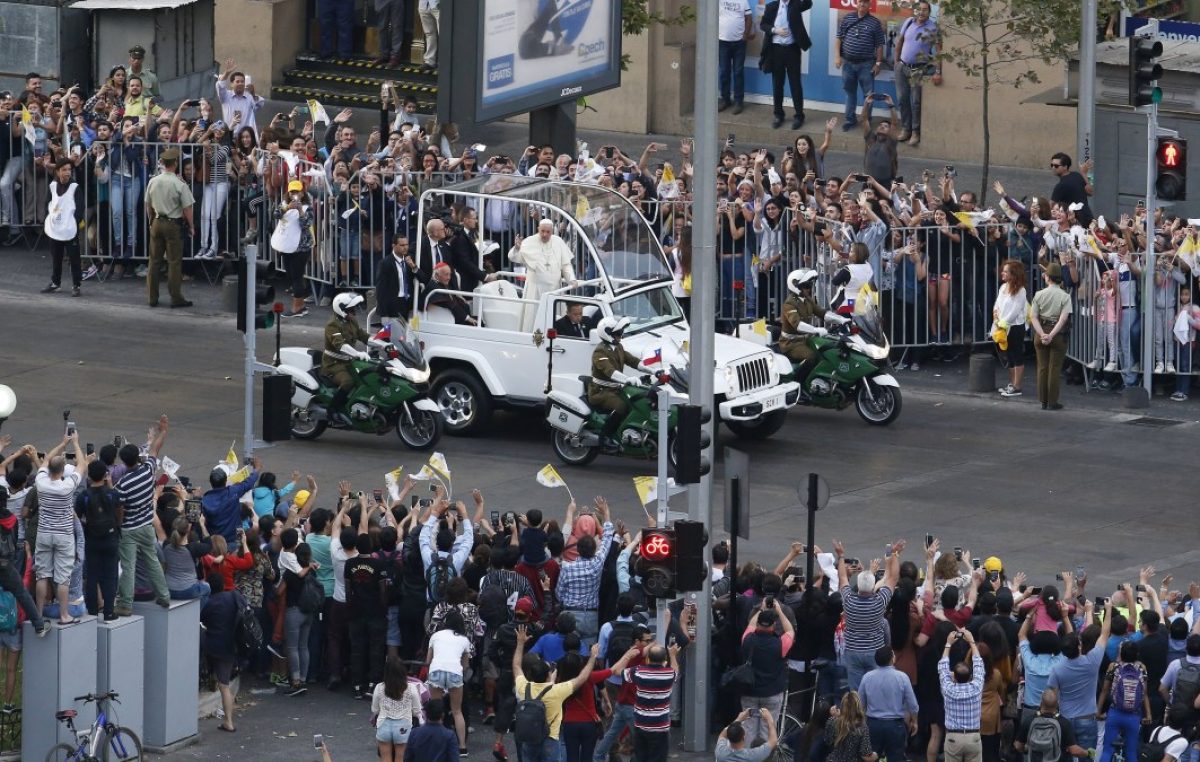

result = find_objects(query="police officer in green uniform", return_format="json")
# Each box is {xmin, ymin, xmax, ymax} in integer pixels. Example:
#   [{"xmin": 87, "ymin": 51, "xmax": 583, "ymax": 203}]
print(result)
[
  {"xmin": 778, "ymin": 269, "xmax": 848, "ymax": 383},
  {"xmin": 589, "ymin": 316, "xmax": 652, "ymax": 449},
  {"xmin": 143, "ymin": 148, "xmax": 195, "ymax": 307},
  {"xmin": 1030, "ymin": 262, "xmax": 1072, "ymax": 410},
  {"xmin": 322, "ymin": 292, "xmax": 371, "ymax": 423}
]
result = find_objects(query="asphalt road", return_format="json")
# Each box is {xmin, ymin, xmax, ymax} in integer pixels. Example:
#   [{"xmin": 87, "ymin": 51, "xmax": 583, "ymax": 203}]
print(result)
[{"xmin": 3, "ymin": 252, "xmax": 1199, "ymax": 761}]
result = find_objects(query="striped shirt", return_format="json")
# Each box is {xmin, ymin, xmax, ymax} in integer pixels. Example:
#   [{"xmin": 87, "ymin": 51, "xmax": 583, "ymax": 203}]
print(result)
[
  {"xmin": 624, "ymin": 664, "xmax": 677, "ymax": 732},
  {"xmin": 939, "ymin": 654, "xmax": 985, "ymax": 731},
  {"xmin": 35, "ymin": 465, "xmax": 81, "ymax": 535},
  {"xmin": 116, "ymin": 455, "xmax": 159, "ymax": 530},
  {"xmin": 839, "ymin": 584, "xmax": 893, "ymax": 652},
  {"xmin": 837, "ymin": 12, "xmax": 885, "ymax": 62}
]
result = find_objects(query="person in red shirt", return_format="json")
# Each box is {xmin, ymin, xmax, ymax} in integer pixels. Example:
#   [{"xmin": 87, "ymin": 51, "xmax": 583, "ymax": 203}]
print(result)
[
  {"xmin": 202, "ymin": 530, "xmax": 255, "ymax": 591},
  {"xmin": 916, "ymin": 573, "xmax": 981, "ymax": 647},
  {"xmin": 558, "ymin": 644, "xmax": 640, "ymax": 762}
]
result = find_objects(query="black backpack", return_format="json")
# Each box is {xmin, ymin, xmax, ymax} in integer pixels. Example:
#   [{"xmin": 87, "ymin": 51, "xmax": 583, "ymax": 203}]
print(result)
[
  {"xmin": 77, "ymin": 488, "xmax": 118, "ymax": 539},
  {"xmin": 605, "ymin": 620, "xmax": 636, "ymax": 667},
  {"xmin": 1168, "ymin": 661, "xmax": 1200, "ymax": 721},
  {"xmin": 375, "ymin": 549, "xmax": 403, "ymax": 606},
  {"xmin": 234, "ymin": 592, "xmax": 264, "ymax": 657},
  {"xmin": 298, "ymin": 572, "xmax": 326, "ymax": 615},
  {"xmin": 479, "ymin": 572, "xmax": 516, "ymax": 630},
  {"xmin": 1138, "ymin": 727, "xmax": 1181, "ymax": 762},
  {"xmin": 513, "ymin": 683, "xmax": 553, "ymax": 745},
  {"xmin": 0, "ymin": 513, "xmax": 17, "ymax": 565},
  {"xmin": 426, "ymin": 555, "xmax": 457, "ymax": 604}
]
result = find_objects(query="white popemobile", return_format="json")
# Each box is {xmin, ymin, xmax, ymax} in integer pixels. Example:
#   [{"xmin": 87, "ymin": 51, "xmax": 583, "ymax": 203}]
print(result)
[{"xmin": 404, "ymin": 176, "xmax": 801, "ymax": 440}]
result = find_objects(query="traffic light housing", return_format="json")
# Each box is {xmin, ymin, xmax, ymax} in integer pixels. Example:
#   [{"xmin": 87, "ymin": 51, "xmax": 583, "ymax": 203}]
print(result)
[
  {"xmin": 237, "ymin": 258, "xmax": 278, "ymax": 332},
  {"xmin": 675, "ymin": 404, "xmax": 711, "ymax": 484},
  {"xmin": 1156, "ymin": 137, "xmax": 1187, "ymax": 202},
  {"xmin": 1129, "ymin": 33, "xmax": 1164, "ymax": 107},
  {"xmin": 673, "ymin": 520, "xmax": 709, "ymax": 592},
  {"xmin": 637, "ymin": 528, "xmax": 676, "ymax": 599}
]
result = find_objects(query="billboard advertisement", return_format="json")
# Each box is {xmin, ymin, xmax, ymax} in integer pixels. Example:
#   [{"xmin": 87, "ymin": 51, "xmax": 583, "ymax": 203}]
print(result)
[{"xmin": 477, "ymin": 0, "xmax": 622, "ymax": 122}]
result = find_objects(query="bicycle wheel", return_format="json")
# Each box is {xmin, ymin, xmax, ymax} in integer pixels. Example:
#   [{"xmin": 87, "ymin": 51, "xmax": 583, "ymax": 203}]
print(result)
[
  {"xmin": 102, "ymin": 726, "xmax": 143, "ymax": 761},
  {"xmin": 773, "ymin": 712, "xmax": 805, "ymax": 762},
  {"xmin": 44, "ymin": 742, "xmax": 78, "ymax": 762}
]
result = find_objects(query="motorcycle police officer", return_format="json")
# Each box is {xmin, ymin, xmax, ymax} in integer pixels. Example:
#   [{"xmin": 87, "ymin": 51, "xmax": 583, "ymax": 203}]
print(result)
[
  {"xmin": 589, "ymin": 316, "xmax": 652, "ymax": 450},
  {"xmin": 779, "ymin": 269, "xmax": 847, "ymax": 383},
  {"xmin": 323, "ymin": 292, "xmax": 371, "ymax": 423}
]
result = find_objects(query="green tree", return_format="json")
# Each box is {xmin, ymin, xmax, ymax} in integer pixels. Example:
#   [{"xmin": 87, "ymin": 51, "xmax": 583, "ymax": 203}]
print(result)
[
  {"xmin": 935, "ymin": 0, "xmax": 1105, "ymax": 198},
  {"xmin": 619, "ymin": 0, "xmax": 695, "ymax": 70}
]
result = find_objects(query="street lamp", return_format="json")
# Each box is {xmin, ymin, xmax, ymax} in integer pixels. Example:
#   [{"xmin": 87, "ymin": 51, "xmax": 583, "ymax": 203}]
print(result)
[{"xmin": 0, "ymin": 385, "xmax": 15, "ymax": 431}]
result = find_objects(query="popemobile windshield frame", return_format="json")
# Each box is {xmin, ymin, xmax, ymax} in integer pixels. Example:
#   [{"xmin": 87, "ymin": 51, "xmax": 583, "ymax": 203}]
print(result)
[{"xmin": 414, "ymin": 175, "xmax": 677, "ymax": 305}]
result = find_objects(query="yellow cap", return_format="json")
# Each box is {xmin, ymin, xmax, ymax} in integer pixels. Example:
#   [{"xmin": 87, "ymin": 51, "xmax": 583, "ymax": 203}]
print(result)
[
  {"xmin": 984, "ymin": 556, "xmax": 1003, "ymax": 573},
  {"xmin": 287, "ymin": 180, "xmax": 304, "ymax": 193},
  {"xmin": 294, "ymin": 489, "xmax": 311, "ymax": 508}
]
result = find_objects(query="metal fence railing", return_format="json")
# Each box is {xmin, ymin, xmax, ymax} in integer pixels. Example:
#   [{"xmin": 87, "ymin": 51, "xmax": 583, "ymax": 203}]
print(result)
[{"xmin": 7, "ymin": 139, "xmax": 1187, "ymax": 374}]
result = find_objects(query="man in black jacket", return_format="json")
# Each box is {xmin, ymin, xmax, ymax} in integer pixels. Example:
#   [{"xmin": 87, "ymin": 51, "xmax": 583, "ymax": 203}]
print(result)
[
  {"xmin": 448, "ymin": 207, "xmax": 497, "ymax": 293},
  {"xmin": 760, "ymin": 0, "xmax": 814, "ymax": 129},
  {"xmin": 374, "ymin": 236, "xmax": 415, "ymax": 326}
]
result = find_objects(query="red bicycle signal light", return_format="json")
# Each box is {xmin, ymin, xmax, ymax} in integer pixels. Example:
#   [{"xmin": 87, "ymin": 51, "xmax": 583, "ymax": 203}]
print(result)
[{"xmin": 640, "ymin": 531, "xmax": 673, "ymax": 561}]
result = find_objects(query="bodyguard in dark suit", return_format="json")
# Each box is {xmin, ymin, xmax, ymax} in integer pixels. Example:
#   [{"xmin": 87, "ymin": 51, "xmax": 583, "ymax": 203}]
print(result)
[
  {"xmin": 448, "ymin": 207, "xmax": 493, "ymax": 293},
  {"xmin": 416, "ymin": 217, "xmax": 451, "ymax": 280},
  {"xmin": 374, "ymin": 236, "xmax": 415, "ymax": 324},
  {"xmin": 760, "ymin": 0, "xmax": 814, "ymax": 129}
]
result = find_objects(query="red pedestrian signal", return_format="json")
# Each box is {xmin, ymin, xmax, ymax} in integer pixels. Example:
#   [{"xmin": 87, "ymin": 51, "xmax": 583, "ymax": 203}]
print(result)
[{"xmin": 1156, "ymin": 137, "xmax": 1187, "ymax": 202}]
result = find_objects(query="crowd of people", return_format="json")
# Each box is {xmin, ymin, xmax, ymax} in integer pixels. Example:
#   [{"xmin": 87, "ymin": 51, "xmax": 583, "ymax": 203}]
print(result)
[
  {"xmin": 3, "ymin": 32, "xmax": 1198, "ymax": 409},
  {"xmin": 1, "ymin": 420, "xmax": 1199, "ymax": 762}
]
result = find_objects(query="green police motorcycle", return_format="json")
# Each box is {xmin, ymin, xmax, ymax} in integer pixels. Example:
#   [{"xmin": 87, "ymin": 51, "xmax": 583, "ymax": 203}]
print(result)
[
  {"xmin": 545, "ymin": 368, "xmax": 684, "ymax": 468},
  {"xmin": 781, "ymin": 299, "xmax": 903, "ymax": 425}
]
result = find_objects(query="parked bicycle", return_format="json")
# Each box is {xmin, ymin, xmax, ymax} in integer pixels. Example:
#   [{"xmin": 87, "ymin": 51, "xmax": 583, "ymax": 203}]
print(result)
[{"xmin": 44, "ymin": 691, "xmax": 142, "ymax": 762}]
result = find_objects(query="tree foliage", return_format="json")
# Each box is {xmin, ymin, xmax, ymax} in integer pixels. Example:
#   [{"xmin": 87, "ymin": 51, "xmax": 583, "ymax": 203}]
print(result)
[
  {"xmin": 932, "ymin": 0, "xmax": 1122, "ymax": 197},
  {"xmin": 618, "ymin": 0, "xmax": 695, "ymax": 69}
]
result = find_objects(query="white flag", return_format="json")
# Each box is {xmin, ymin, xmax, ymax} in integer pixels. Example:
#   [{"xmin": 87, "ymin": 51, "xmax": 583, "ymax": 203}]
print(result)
[{"xmin": 307, "ymin": 98, "xmax": 330, "ymax": 126}]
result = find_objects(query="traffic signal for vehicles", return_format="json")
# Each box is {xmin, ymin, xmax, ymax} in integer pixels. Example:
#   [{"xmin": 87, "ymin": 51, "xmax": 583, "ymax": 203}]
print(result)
[
  {"xmin": 1128, "ymin": 33, "xmax": 1164, "ymax": 107},
  {"xmin": 637, "ymin": 528, "xmax": 677, "ymax": 599},
  {"xmin": 673, "ymin": 520, "xmax": 709, "ymax": 592},
  {"xmin": 675, "ymin": 404, "xmax": 711, "ymax": 484},
  {"xmin": 1156, "ymin": 137, "xmax": 1187, "ymax": 202},
  {"xmin": 237, "ymin": 259, "xmax": 279, "ymax": 332}
]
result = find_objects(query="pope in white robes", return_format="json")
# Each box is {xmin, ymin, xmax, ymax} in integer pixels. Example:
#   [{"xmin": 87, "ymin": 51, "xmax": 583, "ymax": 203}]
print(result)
[{"xmin": 510, "ymin": 218, "xmax": 577, "ymax": 331}]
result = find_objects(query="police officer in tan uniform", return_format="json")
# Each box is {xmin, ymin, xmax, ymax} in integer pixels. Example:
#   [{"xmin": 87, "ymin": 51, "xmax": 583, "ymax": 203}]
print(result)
[
  {"xmin": 1030, "ymin": 262, "xmax": 1072, "ymax": 410},
  {"xmin": 143, "ymin": 148, "xmax": 195, "ymax": 307},
  {"xmin": 589, "ymin": 316, "xmax": 652, "ymax": 449},
  {"xmin": 779, "ymin": 269, "xmax": 848, "ymax": 383},
  {"xmin": 322, "ymin": 292, "xmax": 371, "ymax": 424}
]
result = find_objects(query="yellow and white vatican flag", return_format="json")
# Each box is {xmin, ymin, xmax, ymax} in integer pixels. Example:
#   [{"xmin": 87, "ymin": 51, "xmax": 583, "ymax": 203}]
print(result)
[
  {"xmin": 307, "ymin": 98, "xmax": 330, "ymax": 126},
  {"xmin": 535, "ymin": 464, "xmax": 573, "ymax": 501},
  {"xmin": 384, "ymin": 465, "xmax": 405, "ymax": 503}
]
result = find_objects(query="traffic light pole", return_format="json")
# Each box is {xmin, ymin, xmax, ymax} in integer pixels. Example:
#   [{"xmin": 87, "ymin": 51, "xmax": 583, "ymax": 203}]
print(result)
[
  {"xmin": 1142, "ymin": 105, "xmax": 1159, "ymax": 396},
  {"xmin": 1077, "ymin": 0, "xmax": 1097, "ymax": 165},
  {"xmin": 655, "ymin": 385, "xmax": 671, "ymax": 645},
  {"xmin": 684, "ymin": 0, "xmax": 718, "ymax": 751}
]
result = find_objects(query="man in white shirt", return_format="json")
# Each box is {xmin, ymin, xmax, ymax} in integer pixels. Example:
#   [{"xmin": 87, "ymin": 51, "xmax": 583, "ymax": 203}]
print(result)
[
  {"xmin": 34, "ymin": 434, "xmax": 84, "ymax": 622},
  {"xmin": 215, "ymin": 57, "xmax": 264, "ymax": 136},
  {"xmin": 718, "ymin": 0, "xmax": 755, "ymax": 114}
]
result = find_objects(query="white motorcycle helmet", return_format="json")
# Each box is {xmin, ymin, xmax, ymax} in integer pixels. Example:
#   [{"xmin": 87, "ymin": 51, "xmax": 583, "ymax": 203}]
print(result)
[
  {"xmin": 787, "ymin": 268, "xmax": 820, "ymax": 296},
  {"xmin": 596, "ymin": 316, "xmax": 631, "ymax": 344},
  {"xmin": 332, "ymin": 292, "xmax": 364, "ymax": 318}
]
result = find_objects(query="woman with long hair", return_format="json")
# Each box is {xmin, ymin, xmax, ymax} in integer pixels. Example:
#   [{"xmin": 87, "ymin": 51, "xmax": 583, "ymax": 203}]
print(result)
[
  {"xmin": 888, "ymin": 577, "xmax": 922, "ymax": 682},
  {"xmin": 197, "ymin": 119, "xmax": 233, "ymax": 259},
  {"xmin": 425, "ymin": 609, "xmax": 472, "ymax": 755},
  {"xmin": 280, "ymin": 542, "xmax": 317, "ymax": 696},
  {"xmin": 917, "ymin": 620, "xmax": 959, "ymax": 762},
  {"xmin": 272, "ymin": 182, "xmax": 315, "ymax": 318},
  {"xmin": 159, "ymin": 515, "xmax": 212, "ymax": 607},
  {"xmin": 1018, "ymin": 583, "xmax": 1075, "ymax": 633},
  {"xmin": 993, "ymin": 258, "xmax": 1030, "ymax": 396},
  {"xmin": 823, "ymin": 691, "xmax": 878, "ymax": 762},
  {"xmin": 754, "ymin": 197, "xmax": 789, "ymax": 319},
  {"xmin": 371, "ymin": 656, "xmax": 422, "ymax": 762},
  {"xmin": 976, "ymin": 642, "xmax": 1007, "ymax": 762}
]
